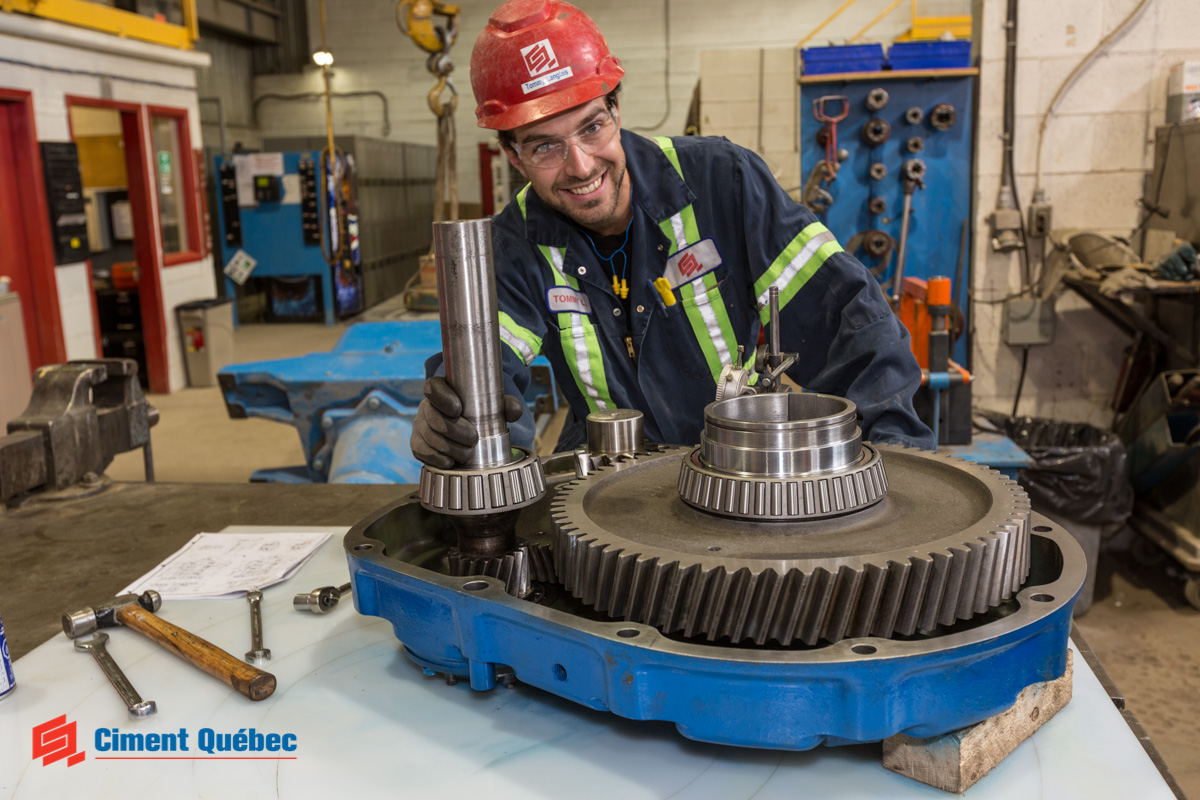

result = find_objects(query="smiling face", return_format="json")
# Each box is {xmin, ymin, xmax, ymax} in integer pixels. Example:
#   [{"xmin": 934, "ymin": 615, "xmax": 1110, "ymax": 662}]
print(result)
[{"xmin": 504, "ymin": 99, "xmax": 633, "ymax": 236}]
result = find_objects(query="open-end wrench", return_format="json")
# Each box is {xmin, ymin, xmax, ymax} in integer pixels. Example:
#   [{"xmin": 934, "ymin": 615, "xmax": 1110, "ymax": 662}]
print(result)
[
  {"xmin": 74, "ymin": 633, "xmax": 157, "ymax": 720},
  {"xmin": 245, "ymin": 590, "xmax": 270, "ymax": 665},
  {"xmin": 293, "ymin": 582, "xmax": 352, "ymax": 614}
]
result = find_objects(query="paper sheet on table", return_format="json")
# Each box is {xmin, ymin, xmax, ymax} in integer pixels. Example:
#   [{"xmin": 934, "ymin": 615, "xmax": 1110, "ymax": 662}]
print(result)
[{"xmin": 120, "ymin": 531, "xmax": 331, "ymax": 599}]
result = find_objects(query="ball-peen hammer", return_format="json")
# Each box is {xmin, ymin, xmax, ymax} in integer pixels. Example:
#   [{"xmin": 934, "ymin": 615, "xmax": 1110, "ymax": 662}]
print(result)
[{"xmin": 62, "ymin": 590, "xmax": 276, "ymax": 701}]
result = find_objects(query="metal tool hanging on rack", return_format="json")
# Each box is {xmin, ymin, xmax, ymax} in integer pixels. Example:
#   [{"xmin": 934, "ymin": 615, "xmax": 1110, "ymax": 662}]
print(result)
[
  {"xmin": 803, "ymin": 95, "xmax": 850, "ymax": 213},
  {"xmin": 890, "ymin": 158, "xmax": 927, "ymax": 305}
]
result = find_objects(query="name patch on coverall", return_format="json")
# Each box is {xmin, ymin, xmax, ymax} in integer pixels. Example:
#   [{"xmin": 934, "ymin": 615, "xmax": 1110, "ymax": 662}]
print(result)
[
  {"xmin": 662, "ymin": 238, "xmax": 723, "ymax": 288},
  {"xmin": 546, "ymin": 286, "xmax": 593, "ymax": 315}
]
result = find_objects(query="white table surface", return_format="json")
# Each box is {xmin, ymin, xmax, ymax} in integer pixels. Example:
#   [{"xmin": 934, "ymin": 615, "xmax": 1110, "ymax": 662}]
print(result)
[{"xmin": 0, "ymin": 526, "xmax": 1176, "ymax": 800}]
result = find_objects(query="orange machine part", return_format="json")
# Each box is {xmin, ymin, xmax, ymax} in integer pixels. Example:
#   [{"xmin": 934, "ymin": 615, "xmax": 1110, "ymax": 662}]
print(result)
[
  {"xmin": 927, "ymin": 275, "xmax": 951, "ymax": 306},
  {"xmin": 898, "ymin": 277, "xmax": 931, "ymax": 370}
]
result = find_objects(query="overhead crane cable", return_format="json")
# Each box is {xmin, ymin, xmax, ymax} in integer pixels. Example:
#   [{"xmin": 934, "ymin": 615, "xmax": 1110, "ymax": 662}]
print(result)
[
  {"xmin": 399, "ymin": 0, "xmax": 462, "ymax": 224},
  {"xmin": 316, "ymin": 0, "xmax": 349, "ymax": 269}
]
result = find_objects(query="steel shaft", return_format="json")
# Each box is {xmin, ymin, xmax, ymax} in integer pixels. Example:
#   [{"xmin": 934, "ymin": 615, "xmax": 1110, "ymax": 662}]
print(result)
[{"xmin": 434, "ymin": 219, "xmax": 513, "ymax": 469}]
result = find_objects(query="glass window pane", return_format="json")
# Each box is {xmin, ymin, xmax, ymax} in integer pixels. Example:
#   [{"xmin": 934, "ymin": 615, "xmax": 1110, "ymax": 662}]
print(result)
[{"xmin": 151, "ymin": 115, "xmax": 188, "ymax": 253}]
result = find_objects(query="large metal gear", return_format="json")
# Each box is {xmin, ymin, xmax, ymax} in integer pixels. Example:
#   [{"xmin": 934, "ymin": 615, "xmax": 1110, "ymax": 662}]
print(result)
[{"xmin": 551, "ymin": 445, "xmax": 1031, "ymax": 646}]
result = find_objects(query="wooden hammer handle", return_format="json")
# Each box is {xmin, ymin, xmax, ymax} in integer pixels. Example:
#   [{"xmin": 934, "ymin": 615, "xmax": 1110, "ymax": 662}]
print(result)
[{"xmin": 116, "ymin": 605, "xmax": 277, "ymax": 701}]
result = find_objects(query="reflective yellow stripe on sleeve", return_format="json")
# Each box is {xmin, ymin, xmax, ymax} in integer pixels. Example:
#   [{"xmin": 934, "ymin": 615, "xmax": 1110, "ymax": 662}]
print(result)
[{"xmin": 753, "ymin": 221, "xmax": 842, "ymax": 327}]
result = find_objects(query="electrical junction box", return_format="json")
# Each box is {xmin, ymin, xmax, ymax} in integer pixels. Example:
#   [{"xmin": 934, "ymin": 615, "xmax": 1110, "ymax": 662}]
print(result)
[
  {"xmin": 253, "ymin": 174, "xmax": 282, "ymax": 203},
  {"xmin": 1167, "ymin": 61, "xmax": 1200, "ymax": 124},
  {"xmin": 1004, "ymin": 298, "xmax": 1056, "ymax": 346}
]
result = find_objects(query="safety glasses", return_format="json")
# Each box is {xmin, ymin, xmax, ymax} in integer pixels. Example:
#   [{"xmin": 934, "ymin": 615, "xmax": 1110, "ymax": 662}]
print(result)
[{"xmin": 512, "ymin": 109, "xmax": 620, "ymax": 169}]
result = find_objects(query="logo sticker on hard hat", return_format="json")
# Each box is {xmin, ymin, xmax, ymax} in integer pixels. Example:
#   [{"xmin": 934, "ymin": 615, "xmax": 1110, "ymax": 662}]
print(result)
[
  {"xmin": 520, "ymin": 39, "xmax": 574, "ymax": 95},
  {"xmin": 521, "ymin": 39, "xmax": 559, "ymax": 76}
]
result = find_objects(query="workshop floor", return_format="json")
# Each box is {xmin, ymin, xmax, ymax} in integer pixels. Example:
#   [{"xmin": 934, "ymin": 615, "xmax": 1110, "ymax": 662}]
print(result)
[{"xmin": 57, "ymin": 323, "xmax": 1200, "ymax": 796}]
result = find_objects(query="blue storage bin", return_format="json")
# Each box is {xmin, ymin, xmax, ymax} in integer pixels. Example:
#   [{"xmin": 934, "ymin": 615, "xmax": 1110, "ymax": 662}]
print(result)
[
  {"xmin": 888, "ymin": 40, "xmax": 972, "ymax": 70},
  {"xmin": 801, "ymin": 43, "xmax": 885, "ymax": 75}
]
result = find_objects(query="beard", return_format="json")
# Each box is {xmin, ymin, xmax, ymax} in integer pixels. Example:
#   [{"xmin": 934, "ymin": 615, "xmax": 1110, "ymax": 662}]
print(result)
[{"xmin": 541, "ymin": 158, "xmax": 628, "ymax": 236}]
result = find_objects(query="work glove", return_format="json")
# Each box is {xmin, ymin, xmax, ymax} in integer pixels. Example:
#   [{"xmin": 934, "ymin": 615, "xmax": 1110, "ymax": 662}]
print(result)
[
  {"xmin": 1156, "ymin": 242, "xmax": 1197, "ymax": 281},
  {"xmin": 410, "ymin": 376, "xmax": 525, "ymax": 469}
]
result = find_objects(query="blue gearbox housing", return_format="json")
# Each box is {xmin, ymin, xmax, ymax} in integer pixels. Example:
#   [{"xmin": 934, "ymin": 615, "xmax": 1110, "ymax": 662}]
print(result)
[{"xmin": 344, "ymin": 446, "xmax": 1085, "ymax": 750}]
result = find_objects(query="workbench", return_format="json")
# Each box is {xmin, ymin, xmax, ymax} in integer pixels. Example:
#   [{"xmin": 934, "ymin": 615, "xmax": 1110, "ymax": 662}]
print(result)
[{"xmin": 0, "ymin": 482, "xmax": 1181, "ymax": 799}]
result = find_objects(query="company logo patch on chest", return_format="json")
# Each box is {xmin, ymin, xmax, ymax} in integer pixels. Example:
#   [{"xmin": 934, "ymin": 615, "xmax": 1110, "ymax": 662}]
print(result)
[
  {"xmin": 662, "ymin": 238, "xmax": 723, "ymax": 288},
  {"xmin": 546, "ymin": 286, "xmax": 593, "ymax": 315}
]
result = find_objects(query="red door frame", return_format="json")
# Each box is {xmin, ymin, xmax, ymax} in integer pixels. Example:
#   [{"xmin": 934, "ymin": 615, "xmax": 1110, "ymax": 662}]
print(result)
[
  {"xmin": 66, "ymin": 95, "xmax": 170, "ymax": 394},
  {"xmin": 146, "ymin": 104, "xmax": 203, "ymax": 266},
  {"xmin": 0, "ymin": 88, "xmax": 67, "ymax": 369}
]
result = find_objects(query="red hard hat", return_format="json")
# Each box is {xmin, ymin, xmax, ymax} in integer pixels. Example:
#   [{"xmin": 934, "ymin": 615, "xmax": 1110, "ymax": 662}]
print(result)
[{"xmin": 470, "ymin": 0, "xmax": 624, "ymax": 131}]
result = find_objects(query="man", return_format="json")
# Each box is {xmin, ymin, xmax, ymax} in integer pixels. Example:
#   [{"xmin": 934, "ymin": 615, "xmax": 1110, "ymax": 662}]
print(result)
[{"xmin": 412, "ymin": 0, "xmax": 932, "ymax": 469}]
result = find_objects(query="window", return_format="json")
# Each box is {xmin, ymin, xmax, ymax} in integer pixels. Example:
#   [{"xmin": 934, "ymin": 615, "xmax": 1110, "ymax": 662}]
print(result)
[{"xmin": 148, "ymin": 107, "xmax": 200, "ymax": 263}]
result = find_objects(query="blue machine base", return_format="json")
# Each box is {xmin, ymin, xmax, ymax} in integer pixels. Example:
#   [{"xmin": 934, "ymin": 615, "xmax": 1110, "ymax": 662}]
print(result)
[{"xmin": 345, "ymin": 498, "xmax": 1085, "ymax": 751}]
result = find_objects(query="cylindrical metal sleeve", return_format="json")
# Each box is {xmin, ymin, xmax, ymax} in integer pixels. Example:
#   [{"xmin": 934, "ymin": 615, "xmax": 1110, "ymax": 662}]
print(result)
[
  {"xmin": 700, "ymin": 393, "xmax": 862, "ymax": 477},
  {"xmin": 433, "ymin": 219, "xmax": 513, "ymax": 469},
  {"xmin": 587, "ymin": 409, "xmax": 645, "ymax": 457}
]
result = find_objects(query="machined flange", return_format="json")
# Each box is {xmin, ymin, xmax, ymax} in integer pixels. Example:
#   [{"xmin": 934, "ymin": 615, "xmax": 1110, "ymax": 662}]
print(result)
[
  {"xmin": 551, "ymin": 445, "xmax": 1032, "ymax": 646},
  {"xmin": 419, "ymin": 447, "xmax": 546, "ymax": 516}
]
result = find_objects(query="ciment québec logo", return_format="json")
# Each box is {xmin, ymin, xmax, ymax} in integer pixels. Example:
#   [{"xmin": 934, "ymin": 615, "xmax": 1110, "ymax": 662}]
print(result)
[
  {"xmin": 521, "ymin": 39, "xmax": 558, "ymax": 77},
  {"xmin": 32, "ymin": 715, "xmax": 86, "ymax": 767},
  {"xmin": 32, "ymin": 715, "xmax": 298, "ymax": 766},
  {"xmin": 677, "ymin": 252, "xmax": 701, "ymax": 277}
]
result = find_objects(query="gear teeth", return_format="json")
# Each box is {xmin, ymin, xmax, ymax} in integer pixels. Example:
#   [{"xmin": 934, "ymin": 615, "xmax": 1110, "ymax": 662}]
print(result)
[
  {"xmin": 552, "ymin": 445, "xmax": 1033, "ymax": 645},
  {"xmin": 448, "ymin": 542, "xmax": 548, "ymax": 598}
]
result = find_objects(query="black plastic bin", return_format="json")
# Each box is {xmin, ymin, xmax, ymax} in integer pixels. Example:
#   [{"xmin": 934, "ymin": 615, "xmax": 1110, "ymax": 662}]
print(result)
[{"xmin": 980, "ymin": 413, "xmax": 1133, "ymax": 616}]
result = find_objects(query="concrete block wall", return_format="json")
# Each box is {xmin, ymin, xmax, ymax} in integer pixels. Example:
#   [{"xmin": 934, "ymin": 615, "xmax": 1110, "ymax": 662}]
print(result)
[
  {"xmin": 252, "ymin": 0, "xmax": 915, "ymax": 206},
  {"xmin": 973, "ymin": 0, "xmax": 1194, "ymax": 425},
  {"xmin": 699, "ymin": 47, "xmax": 799, "ymax": 196},
  {"xmin": 0, "ymin": 14, "xmax": 216, "ymax": 391}
]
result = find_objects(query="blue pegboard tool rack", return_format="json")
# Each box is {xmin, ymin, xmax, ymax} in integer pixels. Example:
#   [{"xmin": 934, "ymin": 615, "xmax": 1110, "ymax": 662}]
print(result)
[{"xmin": 799, "ymin": 67, "xmax": 977, "ymax": 367}]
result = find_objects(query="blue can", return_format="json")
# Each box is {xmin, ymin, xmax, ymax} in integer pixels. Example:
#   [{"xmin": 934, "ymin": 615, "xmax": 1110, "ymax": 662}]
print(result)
[{"xmin": 0, "ymin": 612, "xmax": 14, "ymax": 699}]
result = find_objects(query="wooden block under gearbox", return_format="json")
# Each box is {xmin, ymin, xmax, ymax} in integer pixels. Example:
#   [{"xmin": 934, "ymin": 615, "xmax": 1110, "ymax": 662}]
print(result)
[{"xmin": 882, "ymin": 649, "xmax": 1074, "ymax": 794}]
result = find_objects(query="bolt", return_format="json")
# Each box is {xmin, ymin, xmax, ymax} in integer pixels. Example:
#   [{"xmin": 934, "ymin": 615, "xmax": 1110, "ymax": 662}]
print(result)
[
  {"xmin": 321, "ymin": 417, "xmax": 334, "ymax": 430},
  {"xmin": 313, "ymin": 458, "xmax": 325, "ymax": 471},
  {"xmin": 367, "ymin": 397, "xmax": 380, "ymax": 410}
]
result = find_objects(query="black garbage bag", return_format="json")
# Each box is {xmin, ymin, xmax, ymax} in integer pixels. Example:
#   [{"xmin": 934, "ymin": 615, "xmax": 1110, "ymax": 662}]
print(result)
[{"xmin": 978, "ymin": 413, "xmax": 1133, "ymax": 529}]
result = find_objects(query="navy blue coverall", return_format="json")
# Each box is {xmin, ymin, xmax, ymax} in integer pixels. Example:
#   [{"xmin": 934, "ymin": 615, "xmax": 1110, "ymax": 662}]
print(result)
[{"xmin": 443, "ymin": 131, "xmax": 933, "ymax": 452}]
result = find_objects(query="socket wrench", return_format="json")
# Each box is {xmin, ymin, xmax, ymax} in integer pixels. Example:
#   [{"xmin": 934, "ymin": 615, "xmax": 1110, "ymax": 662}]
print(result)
[{"xmin": 294, "ymin": 582, "xmax": 352, "ymax": 614}]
